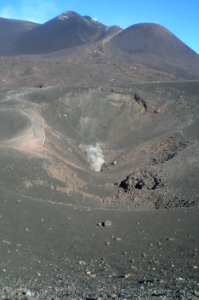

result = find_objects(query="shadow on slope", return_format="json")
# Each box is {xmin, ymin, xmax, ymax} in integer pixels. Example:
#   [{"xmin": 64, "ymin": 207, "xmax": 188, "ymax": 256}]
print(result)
[
  {"xmin": 12, "ymin": 12, "xmax": 107, "ymax": 54},
  {"xmin": 0, "ymin": 17, "xmax": 38, "ymax": 55}
]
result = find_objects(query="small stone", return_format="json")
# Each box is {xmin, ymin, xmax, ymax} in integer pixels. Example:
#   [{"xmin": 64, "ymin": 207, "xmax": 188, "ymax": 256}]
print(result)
[
  {"xmin": 114, "ymin": 237, "xmax": 122, "ymax": 242},
  {"xmin": 124, "ymin": 273, "xmax": 132, "ymax": 279},
  {"xmin": 154, "ymin": 260, "xmax": 159, "ymax": 265},
  {"xmin": 110, "ymin": 294, "xmax": 117, "ymax": 299},
  {"xmin": 131, "ymin": 265, "xmax": 138, "ymax": 270},
  {"xmin": 166, "ymin": 237, "xmax": 175, "ymax": 241},
  {"xmin": 79, "ymin": 260, "xmax": 86, "ymax": 265},
  {"xmin": 151, "ymin": 290, "xmax": 165, "ymax": 296},
  {"xmin": 193, "ymin": 290, "xmax": 199, "ymax": 296},
  {"xmin": 97, "ymin": 220, "xmax": 112, "ymax": 227},
  {"xmin": 177, "ymin": 277, "xmax": 184, "ymax": 281},
  {"xmin": 102, "ymin": 220, "xmax": 112, "ymax": 227}
]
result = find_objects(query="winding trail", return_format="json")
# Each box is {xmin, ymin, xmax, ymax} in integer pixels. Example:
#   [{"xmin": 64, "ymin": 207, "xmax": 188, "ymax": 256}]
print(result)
[
  {"xmin": 0, "ymin": 89, "xmax": 46, "ymax": 151},
  {"xmin": 1, "ymin": 90, "xmax": 84, "ymax": 170},
  {"xmin": 7, "ymin": 106, "xmax": 46, "ymax": 154}
]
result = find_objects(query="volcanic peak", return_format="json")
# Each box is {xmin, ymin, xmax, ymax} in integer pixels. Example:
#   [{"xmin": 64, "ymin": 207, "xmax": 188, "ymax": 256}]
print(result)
[{"xmin": 56, "ymin": 11, "xmax": 81, "ymax": 22}]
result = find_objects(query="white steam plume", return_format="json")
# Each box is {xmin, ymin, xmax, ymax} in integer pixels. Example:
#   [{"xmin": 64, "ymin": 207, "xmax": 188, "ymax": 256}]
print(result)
[{"xmin": 80, "ymin": 143, "xmax": 104, "ymax": 172}]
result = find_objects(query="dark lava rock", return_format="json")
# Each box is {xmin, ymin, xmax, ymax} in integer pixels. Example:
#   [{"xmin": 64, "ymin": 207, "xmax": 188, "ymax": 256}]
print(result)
[{"xmin": 119, "ymin": 169, "xmax": 163, "ymax": 191}]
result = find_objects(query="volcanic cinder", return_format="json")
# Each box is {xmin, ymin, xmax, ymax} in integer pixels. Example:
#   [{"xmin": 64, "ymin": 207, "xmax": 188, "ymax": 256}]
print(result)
[{"xmin": 0, "ymin": 11, "xmax": 198, "ymax": 300}]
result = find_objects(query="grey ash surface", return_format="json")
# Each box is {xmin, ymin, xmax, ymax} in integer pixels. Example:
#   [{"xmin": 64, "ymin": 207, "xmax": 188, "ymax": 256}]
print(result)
[{"xmin": 0, "ymin": 194, "xmax": 198, "ymax": 299}]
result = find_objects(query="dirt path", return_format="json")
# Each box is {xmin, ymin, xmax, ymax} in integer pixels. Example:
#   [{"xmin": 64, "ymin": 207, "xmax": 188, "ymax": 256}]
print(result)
[{"xmin": 7, "ymin": 107, "xmax": 46, "ymax": 154}]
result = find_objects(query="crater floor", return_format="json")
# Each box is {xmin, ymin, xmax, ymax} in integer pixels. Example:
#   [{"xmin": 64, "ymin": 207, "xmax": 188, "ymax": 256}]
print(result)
[{"xmin": 0, "ymin": 82, "xmax": 198, "ymax": 298}]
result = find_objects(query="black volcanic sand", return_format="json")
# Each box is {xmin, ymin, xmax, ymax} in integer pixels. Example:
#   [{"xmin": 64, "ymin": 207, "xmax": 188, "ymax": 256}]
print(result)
[
  {"xmin": 0, "ymin": 190, "xmax": 198, "ymax": 299},
  {"xmin": 0, "ymin": 82, "xmax": 199, "ymax": 299}
]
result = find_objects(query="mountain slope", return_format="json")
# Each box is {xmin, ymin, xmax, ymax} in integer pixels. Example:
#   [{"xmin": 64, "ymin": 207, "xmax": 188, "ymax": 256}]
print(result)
[
  {"xmin": 108, "ymin": 23, "xmax": 199, "ymax": 78},
  {"xmin": 0, "ymin": 17, "xmax": 38, "ymax": 55},
  {"xmin": 12, "ymin": 11, "xmax": 107, "ymax": 54},
  {"xmin": 0, "ymin": 13, "xmax": 199, "ymax": 81}
]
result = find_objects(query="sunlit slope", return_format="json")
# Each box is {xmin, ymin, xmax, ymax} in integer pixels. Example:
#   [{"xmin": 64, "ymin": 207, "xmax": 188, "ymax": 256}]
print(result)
[{"xmin": 108, "ymin": 23, "xmax": 199, "ymax": 79}]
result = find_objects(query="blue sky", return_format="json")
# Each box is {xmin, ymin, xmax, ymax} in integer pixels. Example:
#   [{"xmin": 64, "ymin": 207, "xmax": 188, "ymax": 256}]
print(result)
[{"xmin": 0, "ymin": 0, "xmax": 199, "ymax": 54}]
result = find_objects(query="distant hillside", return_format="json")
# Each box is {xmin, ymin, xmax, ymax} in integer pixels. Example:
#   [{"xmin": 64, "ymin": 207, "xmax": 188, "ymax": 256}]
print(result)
[
  {"xmin": 12, "ymin": 11, "xmax": 108, "ymax": 54},
  {"xmin": 0, "ymin": 17, "xmax": 38, "ymax": 55},
  {"xmin": 0, "ymin": 12, "xmax": 199, "ymax": 81},
  {"xmin": 108, "ymin": 23, "xmax": 199, "ymax": 78}
]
